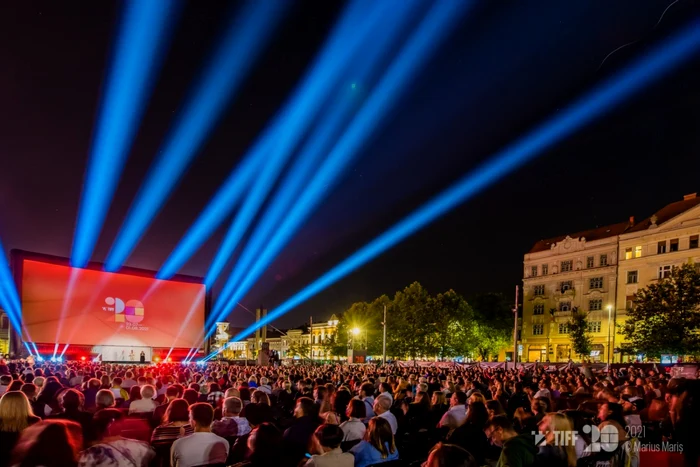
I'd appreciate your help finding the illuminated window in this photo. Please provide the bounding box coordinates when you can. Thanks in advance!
[690,236,699,249]
[658,241,667,254]
[627,270,638,284]
[658,265,672,279]
[531,266,538,277]
[588,321,602,333]
[561,260,573,272]
[532,324,544,336]
[589,277,603,289]
[559,323,570,334]
[626,295,635,310]
[589,299,603,311]
[534,304,545,315]
[600,254,608,266]
[586,256,594,268]
[534,285,545,296]
[625,248,633,260]
[670,239,679,252]
[542,264,548,275]
[559,301,572,312]
[635,245,642,257]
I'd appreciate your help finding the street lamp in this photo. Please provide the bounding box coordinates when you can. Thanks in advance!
[351,327,361,336]
[607,304,612,370]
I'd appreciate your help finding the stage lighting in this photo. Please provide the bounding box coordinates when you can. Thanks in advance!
[36,356,44,362]
[160,0,391,283]
[211,0,473,323]
[81,356,87,361]
[50,357,56,363]
[56,357,63,363]
[211,16,700,358]
[155,357,161,363]
[105,1,289,272]
[72,0,180,268]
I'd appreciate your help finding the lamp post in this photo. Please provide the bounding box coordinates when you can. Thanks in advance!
[351,327,361,351]
[606,304,612,370]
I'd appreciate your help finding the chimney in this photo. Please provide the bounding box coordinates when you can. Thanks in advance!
[629,216,635,226]
[683,193,697,201]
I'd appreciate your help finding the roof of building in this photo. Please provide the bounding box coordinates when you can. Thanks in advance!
[528,221,632,253]
[625,193,700,233]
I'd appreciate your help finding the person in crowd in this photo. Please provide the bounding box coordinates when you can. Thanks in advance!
[95,389,116,412]
[424,443,477,467]
[257,377,272,395]
[439,391,467,431]
[150,398,193,447]
[536,412,577,467]
[82,378,102,412]
[431,391,449,425]
[121,385,142,410]
[129,385,156,414]
[340,399,366,442]
[506,382,530,418]
[78,408,155,467]
[0,391,41,467]
[359,382,376,420]
[597,401,627,428]
[121,371,137,389]
[284,397,321,464]
[10,419,83,467]
[448,400,489,465]
[379,382,394,404]
[152,384,183,426]
[403,390,432,433]
[306,424,354,467]
[171,402,228,467]
[236,422,283,467]
[20,383,44,419]
[0,375,12,396]
[484,415,537,467]
[48,388,94,446]
[349,417,399,467]
[207,382,225,407]
[182,388,198,406]
[108,377,129,403]
[228,399,269,464]
[486,399,506,420]
[212,396,251,438]
[373,395,398,435]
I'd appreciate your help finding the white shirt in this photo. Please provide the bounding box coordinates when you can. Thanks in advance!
[378,410,398,435]
[305,447,354,467]
[129,398,157,414]
[439,404,466,429]
[121,379,137,389]
[340,417,366,441]
[379,391,393,403]
[534,388,551,399]
[171,432,229,467]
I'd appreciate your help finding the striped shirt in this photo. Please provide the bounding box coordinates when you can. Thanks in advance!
[150,423,193,446]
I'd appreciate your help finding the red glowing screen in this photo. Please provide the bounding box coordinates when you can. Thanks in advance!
[20,259,205,348]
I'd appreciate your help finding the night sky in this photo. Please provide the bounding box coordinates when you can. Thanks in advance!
[1,1,699,328]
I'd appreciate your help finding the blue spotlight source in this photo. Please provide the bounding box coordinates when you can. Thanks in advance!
[105,0,289,272]
[211,0,473,324]
[209,17,700,357]
[161,0,390,283]
[209,0,429,323]
[36,355,44,362]
[0,238,24,336]
[71,0,180,268]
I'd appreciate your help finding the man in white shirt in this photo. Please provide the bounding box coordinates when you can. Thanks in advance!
[379,382,394,403]
[534,380,552,400]
[439,391,467,430]
[129,384,157,414]
[121,371,137,389]
[211,396,251,438]
[373,395,397,435]
[171,403,229,467]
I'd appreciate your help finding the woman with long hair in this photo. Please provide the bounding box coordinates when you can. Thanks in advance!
[10,420,82,467]
[121,385,142,410]
[404,390,432,433]
[349,417,399,467]
[150,399,193,447]
[448,400,489,465]
[536,412,577,467]
[431,391,449,427]
[0,391,40,467]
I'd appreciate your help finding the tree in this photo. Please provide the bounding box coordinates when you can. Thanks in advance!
[288,341,310,360]
[621,263,700,359]
[429,290,473,359]
[388,282,434,360]
[468,293,514,360]
[568,307,592,360]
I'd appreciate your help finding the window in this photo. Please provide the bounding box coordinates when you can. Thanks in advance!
[627,270,638,284]
[588,321,602,333]
[542,264,549,275]
[531,266,538,277]
[533,285,545,296]
[559,301,572,312]
[589,277,604,289]
[560,280,573,292]
[691,235,699,249]
[559,323,570,334]
[670,239,679,252]
[532,324,544,336]
[658,265,672,279]
[589,299,603,311]
[635,245,642,258]
[586,256,594,268]
[561,260,573,272]
[626,295,636,311]
[658,241,667,254]
[625,248,633,260]
[600,254,608,266]
[533,304,545,315]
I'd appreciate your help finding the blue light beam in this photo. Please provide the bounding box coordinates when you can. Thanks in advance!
[208,0,430,323]
[212,0,473,324]
[213,16,700,356]
[0,238,24,338]
[159,0,389,282]
[105,0,288,272]
[71,0,180,268]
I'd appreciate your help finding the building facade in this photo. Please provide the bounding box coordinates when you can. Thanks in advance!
[0,309,9,356]
[522,193,700,363]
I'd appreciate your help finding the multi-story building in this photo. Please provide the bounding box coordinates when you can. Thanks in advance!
[522,192,700,363]
[615,193,700,362]
[310,314,339,360]
[0,309,9,355]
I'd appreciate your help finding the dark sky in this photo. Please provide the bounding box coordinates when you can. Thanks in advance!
[1,1,699,329]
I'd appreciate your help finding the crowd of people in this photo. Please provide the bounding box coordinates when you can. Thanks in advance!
[0,358,698,467]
